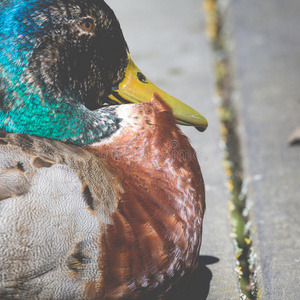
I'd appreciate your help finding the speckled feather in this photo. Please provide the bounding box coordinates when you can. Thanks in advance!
[0,131,122,299]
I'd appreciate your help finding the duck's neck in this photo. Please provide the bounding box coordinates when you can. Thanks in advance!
[0,90,121,145]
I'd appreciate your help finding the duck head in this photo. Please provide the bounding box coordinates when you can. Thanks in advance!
[0,0,207,145]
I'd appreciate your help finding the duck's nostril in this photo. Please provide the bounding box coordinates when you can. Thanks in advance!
[137,72,148,84]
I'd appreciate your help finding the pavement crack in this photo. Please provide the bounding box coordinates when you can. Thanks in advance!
[203,1,258,299]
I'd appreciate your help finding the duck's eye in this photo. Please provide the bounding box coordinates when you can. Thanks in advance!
[80,19,94,32]
[137,72,148,84]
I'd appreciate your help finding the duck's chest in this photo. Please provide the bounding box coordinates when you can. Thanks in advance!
[87,129,205,298]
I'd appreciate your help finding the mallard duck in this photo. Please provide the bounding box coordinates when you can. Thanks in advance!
[0,0,207,299]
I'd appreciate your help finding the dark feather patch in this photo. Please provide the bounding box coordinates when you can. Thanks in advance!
[17,162,25,172]
[0,139,8,145]
[67,241,91,274]
[82,185,95,211]
[68,251,86,273]
[16,134,34,151]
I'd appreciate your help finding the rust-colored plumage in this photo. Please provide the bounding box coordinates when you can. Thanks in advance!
[84,95,205,298]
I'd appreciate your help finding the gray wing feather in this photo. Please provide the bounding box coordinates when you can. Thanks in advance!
[0,132,120,299]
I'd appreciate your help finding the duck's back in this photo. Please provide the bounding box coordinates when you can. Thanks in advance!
[0,132,121,299]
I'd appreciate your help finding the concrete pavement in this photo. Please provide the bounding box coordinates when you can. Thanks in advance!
[227,0,300,298]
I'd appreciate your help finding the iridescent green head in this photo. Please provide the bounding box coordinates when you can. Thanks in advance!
[0,0,207,145]
[0,0,129,144]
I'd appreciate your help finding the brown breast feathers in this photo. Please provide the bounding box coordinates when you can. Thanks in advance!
[85,95,205,299]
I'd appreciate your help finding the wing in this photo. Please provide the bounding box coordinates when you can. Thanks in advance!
[0,132,121,299]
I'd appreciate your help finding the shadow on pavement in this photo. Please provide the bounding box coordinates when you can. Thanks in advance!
[172,255,219,300]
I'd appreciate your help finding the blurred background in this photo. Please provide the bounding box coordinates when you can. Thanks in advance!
[107,1,300,299]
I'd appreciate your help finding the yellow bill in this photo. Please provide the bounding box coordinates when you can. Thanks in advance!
[107,53,208,132]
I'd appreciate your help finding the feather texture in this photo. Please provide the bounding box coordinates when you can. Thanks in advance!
[0,0,206,298]
[0,98,205,299]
